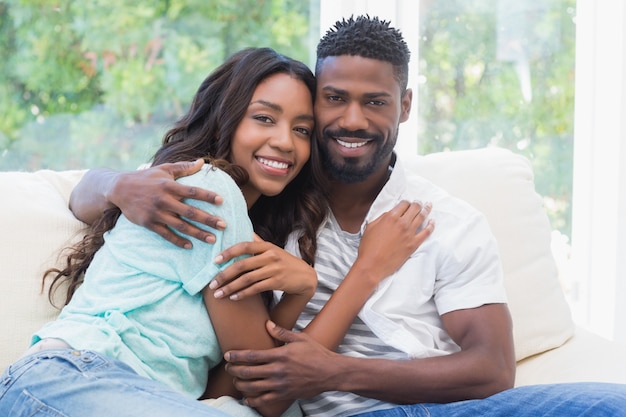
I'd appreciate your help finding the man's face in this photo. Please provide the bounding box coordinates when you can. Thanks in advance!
[314,55,412,183]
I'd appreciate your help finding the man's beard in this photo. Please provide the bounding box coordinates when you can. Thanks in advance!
[319,128,397,184]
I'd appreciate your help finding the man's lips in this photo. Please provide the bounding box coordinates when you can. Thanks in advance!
[335,138,368,149]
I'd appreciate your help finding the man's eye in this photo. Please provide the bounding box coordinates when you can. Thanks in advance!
[328,96,343,102]
[368,100,385,106]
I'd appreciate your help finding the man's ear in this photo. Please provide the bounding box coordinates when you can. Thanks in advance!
[400,88,413,123]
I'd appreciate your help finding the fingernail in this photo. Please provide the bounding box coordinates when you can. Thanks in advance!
[214,289,223,298]
[184,242,192,249]
[213,254,223,263]
[205,236,216,244]
[216,220,226,229]
[209,280,218,289]
[229,293,239,301]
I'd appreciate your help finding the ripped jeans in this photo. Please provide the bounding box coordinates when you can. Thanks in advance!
[0,348,230,417]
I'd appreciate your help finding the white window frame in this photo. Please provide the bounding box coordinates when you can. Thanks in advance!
[571,0,626,343]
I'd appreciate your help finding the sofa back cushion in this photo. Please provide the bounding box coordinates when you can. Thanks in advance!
[404,147,575,361]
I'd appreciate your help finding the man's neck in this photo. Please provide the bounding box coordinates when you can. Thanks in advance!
[329,159,393,233]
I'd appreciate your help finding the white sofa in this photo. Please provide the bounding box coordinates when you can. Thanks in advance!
[2,147,626,388]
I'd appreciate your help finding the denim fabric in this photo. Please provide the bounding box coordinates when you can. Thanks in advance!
[0,349,230,417]
[353,382,626,417]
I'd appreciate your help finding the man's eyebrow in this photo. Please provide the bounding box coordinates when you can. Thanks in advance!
[320,85,392,98]
[320,85,347,96]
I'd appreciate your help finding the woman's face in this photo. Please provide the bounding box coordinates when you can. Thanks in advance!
[231,73,314,207]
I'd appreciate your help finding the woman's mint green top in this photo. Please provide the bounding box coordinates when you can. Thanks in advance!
[34,164,254,398]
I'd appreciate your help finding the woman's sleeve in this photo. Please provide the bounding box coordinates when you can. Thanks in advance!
[172,166,254,295]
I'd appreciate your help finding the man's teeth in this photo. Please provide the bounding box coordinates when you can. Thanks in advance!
[336,139,367,148]
[258,157,289,169]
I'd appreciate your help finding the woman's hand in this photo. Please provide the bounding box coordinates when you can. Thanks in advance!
[355,200,434,286]
[211,236,317,301]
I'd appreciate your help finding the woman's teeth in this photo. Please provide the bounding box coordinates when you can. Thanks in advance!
[258,157,289,169]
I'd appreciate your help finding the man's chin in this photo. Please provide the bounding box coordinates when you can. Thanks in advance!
[326,161,373,184]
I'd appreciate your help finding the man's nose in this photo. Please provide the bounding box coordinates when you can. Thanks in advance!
[339,102,368,131]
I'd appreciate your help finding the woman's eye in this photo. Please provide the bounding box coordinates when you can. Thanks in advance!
[254,115,273,123]
[295,127,311,136]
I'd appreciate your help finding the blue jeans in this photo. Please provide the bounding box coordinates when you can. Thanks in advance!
[0,349,230,417]
[353,382,626,417]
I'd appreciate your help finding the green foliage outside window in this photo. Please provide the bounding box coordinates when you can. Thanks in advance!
[1,0,575,239]
[418,0,576,237]
[0,0,313,171]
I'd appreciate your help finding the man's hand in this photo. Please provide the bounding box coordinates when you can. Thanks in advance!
[70,159,227,248]
[224,321,336,405]
[108,159,226,248]
[209,236,317,300]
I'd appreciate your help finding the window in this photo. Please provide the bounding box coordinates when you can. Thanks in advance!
[321,0,626,342]
[0,0,319,171]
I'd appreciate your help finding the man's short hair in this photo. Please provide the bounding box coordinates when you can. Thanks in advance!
[316,15,411,91]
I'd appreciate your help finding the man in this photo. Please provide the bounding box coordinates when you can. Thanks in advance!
[71,15,626,417]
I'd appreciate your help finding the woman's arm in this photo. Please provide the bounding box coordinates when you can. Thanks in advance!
[202,286,299,417]
[211,237,317,331]
[212,200,433,349]
[304,200,433,349]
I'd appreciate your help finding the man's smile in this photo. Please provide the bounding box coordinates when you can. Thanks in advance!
[335,138,368,149]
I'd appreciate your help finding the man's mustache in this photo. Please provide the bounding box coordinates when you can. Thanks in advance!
[323,128,381,141]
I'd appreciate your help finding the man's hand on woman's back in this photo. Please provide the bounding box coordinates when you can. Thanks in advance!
[69,159,226,249]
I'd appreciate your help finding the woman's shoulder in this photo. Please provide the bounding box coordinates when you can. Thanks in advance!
[177,163,236,190]
[176,163,246,210]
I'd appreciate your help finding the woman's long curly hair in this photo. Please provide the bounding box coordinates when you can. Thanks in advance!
[46,47,329,307]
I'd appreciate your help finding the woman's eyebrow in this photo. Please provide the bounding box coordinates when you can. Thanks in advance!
[251,100,282,113]
[251,100,314,122]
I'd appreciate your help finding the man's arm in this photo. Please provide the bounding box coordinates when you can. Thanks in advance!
[225,303,515,405]
[69,159,226,248]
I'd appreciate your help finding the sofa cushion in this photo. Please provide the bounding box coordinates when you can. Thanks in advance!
[0,169,86,371]
[403,147,575,361]
[515,326,626,386]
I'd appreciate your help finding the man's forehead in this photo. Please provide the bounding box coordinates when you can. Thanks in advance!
[317,55,393,72]
[316,55,399,93]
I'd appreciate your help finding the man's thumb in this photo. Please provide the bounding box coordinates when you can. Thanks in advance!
[266,320,297,343]
[172,158,204,179]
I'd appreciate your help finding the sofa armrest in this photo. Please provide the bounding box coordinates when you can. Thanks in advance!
[0,169,87,371]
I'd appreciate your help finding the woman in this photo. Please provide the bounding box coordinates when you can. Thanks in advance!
[0,47,321,417]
